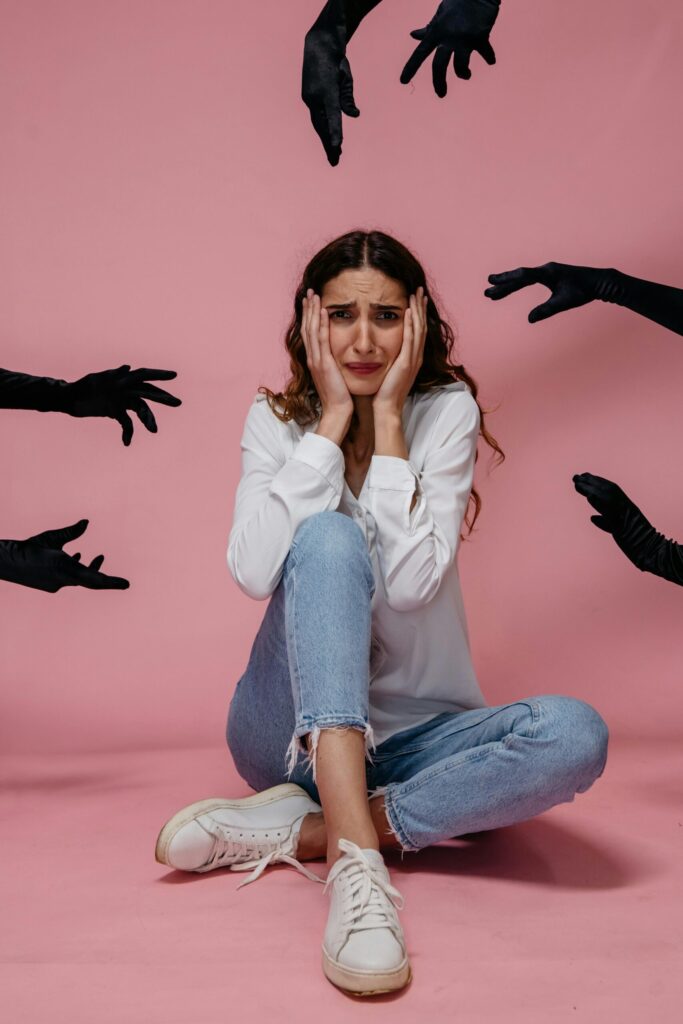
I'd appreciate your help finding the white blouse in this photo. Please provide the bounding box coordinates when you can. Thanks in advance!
[227,381,488,746]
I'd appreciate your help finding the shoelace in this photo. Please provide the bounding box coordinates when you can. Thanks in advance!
[205,819,324,890]
[323,838,405,937]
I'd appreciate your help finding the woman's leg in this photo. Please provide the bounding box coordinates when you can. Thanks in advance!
[227,510,385,865]
[362,695,610,855]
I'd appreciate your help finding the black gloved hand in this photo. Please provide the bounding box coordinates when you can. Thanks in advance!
[57,364,181,445]
[0,519,130,592]
[485,262,683,335]
[573,472,683,587]
[302,1,381,165]
[302,37,359,165]
[485,263,609,322]
[0,364,181,445]
[400,0,501,97]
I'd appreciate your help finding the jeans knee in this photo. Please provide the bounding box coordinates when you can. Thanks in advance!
[540,695,609,783]
[290,511,373,586]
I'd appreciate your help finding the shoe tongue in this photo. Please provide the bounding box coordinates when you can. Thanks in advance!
[359,848,386,871]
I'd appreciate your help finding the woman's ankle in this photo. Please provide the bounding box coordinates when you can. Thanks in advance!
[296,811,326,860]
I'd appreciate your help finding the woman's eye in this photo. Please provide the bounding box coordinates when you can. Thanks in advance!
[377,312,398,320]
[330,310,351,319]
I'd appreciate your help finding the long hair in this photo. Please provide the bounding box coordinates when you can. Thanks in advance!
[258,229,504,535]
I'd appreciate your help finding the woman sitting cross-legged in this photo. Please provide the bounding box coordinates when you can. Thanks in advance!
[155,229,609,997]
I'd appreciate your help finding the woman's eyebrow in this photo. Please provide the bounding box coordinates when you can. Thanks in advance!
[325,301,404,310]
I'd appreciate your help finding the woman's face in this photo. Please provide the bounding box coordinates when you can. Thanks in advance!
[319,267,408,393]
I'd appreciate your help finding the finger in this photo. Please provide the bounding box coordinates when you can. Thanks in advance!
[27,519,89,549]
[409,26,428,40]
[89,554,105,572]
[116,411,134,446]
[486,268,540,295]
[129,383,182,406]
[400,33,436,84]
[127,368,178,382]
[452,43,472,81]
[339,56,360,117]
[71,552,82,562]
[528,295,574,323]
[131,398,158,433]
[308,103,341,165]
[309,293,322,365]
[476,41,496,66]
[432,46,450,97]
[590,515,614,533]
[72,563,130,590]
[319,304,331,361]
[484,283,524,300]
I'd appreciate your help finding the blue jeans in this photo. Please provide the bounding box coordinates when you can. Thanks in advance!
[227,511,609,854]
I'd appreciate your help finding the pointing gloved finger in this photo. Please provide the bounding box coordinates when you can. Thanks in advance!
[129,383,182,406]
[452,42,472,80]
[88,554,105,572]
[476,40,496,65]
[131,398,158,433]
[72,561,130,590]
[127,368,178,382]
[27,519,89,549]
[339,56,360,116]
[528,295,575,323]
[117,411,134,446]
[590,515,614,533]
[400,33,436,84]
[432,46,450,97]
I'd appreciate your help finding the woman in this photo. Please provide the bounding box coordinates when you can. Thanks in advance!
[155,229,609,997]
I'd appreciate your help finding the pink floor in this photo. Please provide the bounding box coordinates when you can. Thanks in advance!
[2,738,681,1023]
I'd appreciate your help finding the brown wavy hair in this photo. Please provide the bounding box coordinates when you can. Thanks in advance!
[257,229,504,535]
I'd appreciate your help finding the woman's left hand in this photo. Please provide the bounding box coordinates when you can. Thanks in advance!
[372,286,428,415]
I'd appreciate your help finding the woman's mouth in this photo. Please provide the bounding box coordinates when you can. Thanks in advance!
[347,364,381,375]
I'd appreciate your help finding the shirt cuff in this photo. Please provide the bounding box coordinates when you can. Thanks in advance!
[291,430,345,490]
[367,455,420,491]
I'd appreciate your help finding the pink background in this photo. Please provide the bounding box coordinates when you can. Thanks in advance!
[1,0,682,755]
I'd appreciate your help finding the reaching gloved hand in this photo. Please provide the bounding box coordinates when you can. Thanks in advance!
[0,364,181,445]
[302,1,381,165]
[400,0,501,97]
[573,472,683,587]
[0,519,130,592]
[485,262,683,335]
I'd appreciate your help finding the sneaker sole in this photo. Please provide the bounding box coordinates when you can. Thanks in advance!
[154,782,314,867]
[321,947,412,996]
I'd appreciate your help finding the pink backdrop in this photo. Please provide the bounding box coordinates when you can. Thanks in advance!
[1,0,682,753]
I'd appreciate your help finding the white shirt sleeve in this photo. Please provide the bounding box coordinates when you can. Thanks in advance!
[361,390,480,612]
[226,397,345,600]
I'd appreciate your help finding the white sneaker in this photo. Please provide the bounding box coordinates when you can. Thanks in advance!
[155,782,325,889]
[321,838,411,995]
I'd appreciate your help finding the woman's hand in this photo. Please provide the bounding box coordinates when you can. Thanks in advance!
[372,287,428,415]
[301,290,354,418]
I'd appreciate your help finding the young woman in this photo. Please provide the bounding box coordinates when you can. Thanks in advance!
[155,230,609,997]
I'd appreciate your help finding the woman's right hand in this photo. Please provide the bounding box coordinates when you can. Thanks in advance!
[301,289,354,420]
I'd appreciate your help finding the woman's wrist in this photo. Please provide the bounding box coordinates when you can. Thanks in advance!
[316,408,353,447]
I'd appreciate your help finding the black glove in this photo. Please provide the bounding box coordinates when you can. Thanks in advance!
[485,262,683,336]
[0,364,181,445]
[400,0,501,97]
[302,1,381,165]
[0,519,130,592]
[573,473,683,587]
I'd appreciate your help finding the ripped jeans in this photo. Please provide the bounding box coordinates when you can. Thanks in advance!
[226,511,609,853]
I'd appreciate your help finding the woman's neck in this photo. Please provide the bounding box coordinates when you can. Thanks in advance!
[342,396,375,462]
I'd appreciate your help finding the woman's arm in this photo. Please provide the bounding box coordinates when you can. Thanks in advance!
[227,396,347,600]
[361,388,480,612]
